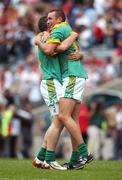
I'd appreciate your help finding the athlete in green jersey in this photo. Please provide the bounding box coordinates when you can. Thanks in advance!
[47,21,88,79]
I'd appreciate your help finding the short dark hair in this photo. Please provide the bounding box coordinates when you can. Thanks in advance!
[49,9,66,22]
[38,16,47,32]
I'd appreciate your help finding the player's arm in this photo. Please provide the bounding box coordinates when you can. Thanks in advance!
[35,33,58,55]
[40,29,63,55]
[38,42,58,56]
[56,32,78,52]
[54,29,83,60]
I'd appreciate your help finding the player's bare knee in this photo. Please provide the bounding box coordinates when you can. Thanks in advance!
[58,113,69,122]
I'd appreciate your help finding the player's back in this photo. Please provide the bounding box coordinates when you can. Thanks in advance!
[38,47,61,82]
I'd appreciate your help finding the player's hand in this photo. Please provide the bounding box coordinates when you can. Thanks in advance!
[37,32,43,36]
[71,31,79,39]
[43,31,50,40]
[67,52,84,60]
[35,32,44,45]
[35,35,42,45]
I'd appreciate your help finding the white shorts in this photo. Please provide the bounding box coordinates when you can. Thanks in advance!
[61,76,86,103]
[40,79,62,116]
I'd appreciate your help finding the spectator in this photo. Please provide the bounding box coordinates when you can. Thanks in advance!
[78,24,92,49]
[17,97,33,158]
[112,33,122,76]
[4,89,15,106]
[102,56,117,83]
[86,66,101,88]
[62,0,73,16]
[92,24,104,45]
[104,22,115,48]
[87,99,107,159]
[9,105,21,158]
[0,67,13,94]
[0,96,7,157]
[114,102,122,160]
[1,104,14,157]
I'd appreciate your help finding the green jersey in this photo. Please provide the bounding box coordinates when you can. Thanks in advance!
[47,22,88,79]
[38,45,61,82]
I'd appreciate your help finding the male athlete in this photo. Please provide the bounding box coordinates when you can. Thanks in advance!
[35,9,93,170]
[33,16,84,170]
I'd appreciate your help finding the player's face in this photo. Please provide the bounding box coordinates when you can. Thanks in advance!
[47,12,57,30]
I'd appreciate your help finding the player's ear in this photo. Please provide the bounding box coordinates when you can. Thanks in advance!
[57,17,63,23]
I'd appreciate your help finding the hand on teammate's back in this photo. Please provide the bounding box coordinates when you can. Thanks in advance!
[67,52,84,60]
[35,33,44,45]
[71,31,79,39]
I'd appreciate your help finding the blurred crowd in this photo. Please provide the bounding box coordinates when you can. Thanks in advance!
[79,97,122,160]
[0,0,122,160]
[0,95,33,158]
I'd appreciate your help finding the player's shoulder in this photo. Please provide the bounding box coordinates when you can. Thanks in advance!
[52,22,71,32]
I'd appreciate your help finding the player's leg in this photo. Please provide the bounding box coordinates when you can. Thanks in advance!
[45,114,63,151]
[63,103,91,169]
[33,129,48,168]
[59,76,93,169]
[43,79,67,170]
[33,114,64,169]
[33,116,66,170]
[70,103,82,164]
[63,103,80,169]
[59,76,85,146]
[70,84,93,169]
[44,113,63,163]
[59,98,88,159]
[33,79,54,167]
[71,102,90,158]
[43,113,67,170]
[33,79,66,170]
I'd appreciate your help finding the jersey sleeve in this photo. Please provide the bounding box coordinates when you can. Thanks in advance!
[47,28,63,44]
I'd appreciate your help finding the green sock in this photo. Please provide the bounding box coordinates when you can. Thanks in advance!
[78,143,88,158]
[45,150,56,163]
[37,147,46,161]
[70,151,79,164]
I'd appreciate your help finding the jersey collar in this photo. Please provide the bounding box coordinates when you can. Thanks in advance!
[51,21,68,31]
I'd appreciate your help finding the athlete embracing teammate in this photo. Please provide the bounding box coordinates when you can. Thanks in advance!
[33,9,93,170]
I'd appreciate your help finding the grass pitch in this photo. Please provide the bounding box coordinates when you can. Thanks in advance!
[0,159,122,180]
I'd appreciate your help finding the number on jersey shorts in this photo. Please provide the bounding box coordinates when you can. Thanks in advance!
[61,76,86,103]
[40,79,62,116]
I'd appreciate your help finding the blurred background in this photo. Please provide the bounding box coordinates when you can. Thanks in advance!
[0,0,122,161]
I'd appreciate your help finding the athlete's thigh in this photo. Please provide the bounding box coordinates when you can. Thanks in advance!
[60,76,80,115]
[40,79,62,116]
[62,76,86,103]
[59,98,76,116]
[72,103,81,121]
